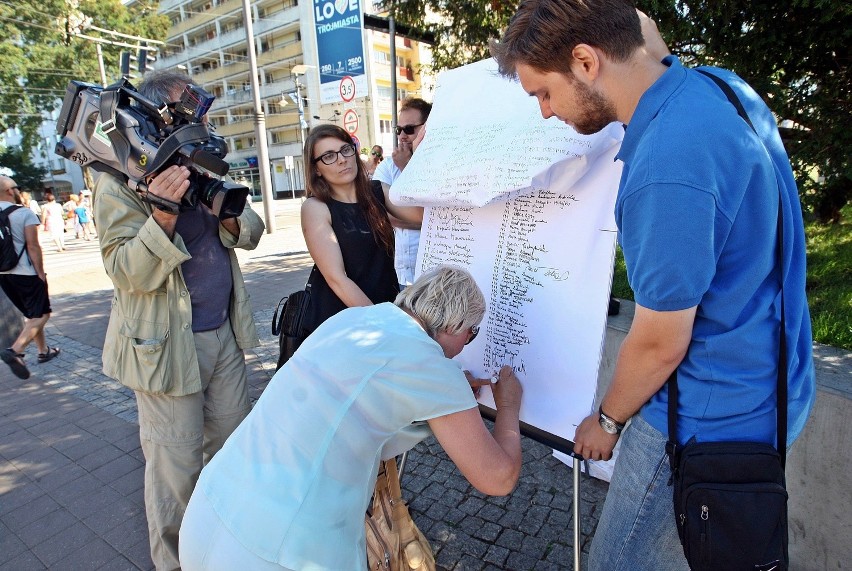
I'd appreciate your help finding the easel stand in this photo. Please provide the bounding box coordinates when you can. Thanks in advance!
[398,405,585,569]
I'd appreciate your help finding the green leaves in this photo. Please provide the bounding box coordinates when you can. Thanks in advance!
[0,0,168,154]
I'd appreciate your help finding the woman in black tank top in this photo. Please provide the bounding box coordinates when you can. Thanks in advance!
[301,125,423,332]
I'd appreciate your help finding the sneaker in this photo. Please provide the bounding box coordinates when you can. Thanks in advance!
[38,347,60,363]
[1,348,30,379]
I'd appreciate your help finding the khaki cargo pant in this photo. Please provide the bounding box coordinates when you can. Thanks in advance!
[135,319,250,571]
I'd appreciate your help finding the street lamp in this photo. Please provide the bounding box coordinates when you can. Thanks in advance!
[312,110,341,122]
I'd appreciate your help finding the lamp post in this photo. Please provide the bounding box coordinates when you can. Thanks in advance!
[291,65,313,194]
[241,0,276,233]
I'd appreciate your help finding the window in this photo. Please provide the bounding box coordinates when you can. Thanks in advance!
[377,86,393,100]
[379,119,392,134]
[374,51,390,64]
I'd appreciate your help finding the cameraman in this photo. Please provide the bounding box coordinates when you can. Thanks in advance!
[92,69,265,571]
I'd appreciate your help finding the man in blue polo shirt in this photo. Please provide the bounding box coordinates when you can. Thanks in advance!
[492,2,815,569]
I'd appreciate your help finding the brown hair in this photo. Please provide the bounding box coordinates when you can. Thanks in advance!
[303,124,395,257]
[399,98,432,122]
[491,0,643,78]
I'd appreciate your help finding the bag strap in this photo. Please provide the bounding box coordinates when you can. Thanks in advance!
[271,265,319,336]
[382,458,420,545]
[2,205,27,265]
[667,69,788,469]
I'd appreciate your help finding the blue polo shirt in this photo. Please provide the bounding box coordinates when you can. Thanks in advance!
[615,56,815,446]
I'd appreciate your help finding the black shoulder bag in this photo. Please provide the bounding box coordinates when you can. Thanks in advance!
[271,266,318,371]
[666,70,789,571]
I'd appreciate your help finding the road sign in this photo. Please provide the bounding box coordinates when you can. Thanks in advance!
[339,76,356,102]
[343,109,359,134]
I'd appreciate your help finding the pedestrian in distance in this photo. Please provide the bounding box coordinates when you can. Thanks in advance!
[492,2,815,569]
[41,191,66,252]
[0,176,60,379]
[364,144,383,179]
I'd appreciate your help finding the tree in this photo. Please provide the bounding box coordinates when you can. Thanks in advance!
[0,0,169,153]
[383,0,851,222]
[0,147,48,193]
[645,0,852,223]
[383,0,513,72]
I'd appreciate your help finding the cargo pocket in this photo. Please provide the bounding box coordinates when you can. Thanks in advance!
[118,320,172,394]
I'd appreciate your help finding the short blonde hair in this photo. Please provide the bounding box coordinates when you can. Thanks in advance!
[395,265,486,338]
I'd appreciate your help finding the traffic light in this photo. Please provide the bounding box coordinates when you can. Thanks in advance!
[119,51,139,80]
[138,48,157,74]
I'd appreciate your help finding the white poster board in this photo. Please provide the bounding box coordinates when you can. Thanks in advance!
[391,59,624,447]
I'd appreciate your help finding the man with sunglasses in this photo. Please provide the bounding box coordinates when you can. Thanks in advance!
[373,97,432,290]
[0,176,58,379]
[365,144,384,179]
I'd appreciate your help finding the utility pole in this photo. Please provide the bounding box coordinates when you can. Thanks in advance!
[241,0,276,233]
[95,44,107,87]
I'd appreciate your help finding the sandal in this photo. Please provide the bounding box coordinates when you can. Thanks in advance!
[2,348,30,379]
[38,347,60,363]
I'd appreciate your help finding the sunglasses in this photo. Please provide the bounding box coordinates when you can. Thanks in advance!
[313,143,357,165]
[465,325,480,346]
[371,151,382,157]
[395,123,424,136]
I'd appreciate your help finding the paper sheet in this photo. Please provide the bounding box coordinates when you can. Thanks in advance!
[394,57,626,446]
[390,58,624,208]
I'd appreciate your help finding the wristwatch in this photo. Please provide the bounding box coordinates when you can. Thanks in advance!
[598,406,626,435]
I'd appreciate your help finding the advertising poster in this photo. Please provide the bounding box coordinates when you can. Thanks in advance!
[313,0,368,104]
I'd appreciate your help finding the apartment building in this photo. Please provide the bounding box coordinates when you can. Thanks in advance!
[155,0,433,200]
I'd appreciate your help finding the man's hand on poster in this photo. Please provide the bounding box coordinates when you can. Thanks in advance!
[573,412,619,461]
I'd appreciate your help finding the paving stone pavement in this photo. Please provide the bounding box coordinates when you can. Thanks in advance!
[0,200,609,570]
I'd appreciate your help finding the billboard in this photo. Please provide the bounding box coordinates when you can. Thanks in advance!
[313,0,368,104]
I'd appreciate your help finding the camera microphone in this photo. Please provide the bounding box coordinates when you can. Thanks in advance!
[190,148,229,176]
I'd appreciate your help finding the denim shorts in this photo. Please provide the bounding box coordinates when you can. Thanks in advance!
[589,414,689,571]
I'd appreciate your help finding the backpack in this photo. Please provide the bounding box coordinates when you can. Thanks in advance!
[0,205,25,272]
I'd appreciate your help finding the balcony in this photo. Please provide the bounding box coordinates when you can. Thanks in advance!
[214,111,299,138]
[166,0,244,36]
[257,41,302,68]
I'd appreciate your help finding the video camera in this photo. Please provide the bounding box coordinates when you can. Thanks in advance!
[55,79,249,219]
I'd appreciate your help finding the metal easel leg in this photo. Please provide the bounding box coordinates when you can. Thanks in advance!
[574,456,581,570]
[398,450,409,479]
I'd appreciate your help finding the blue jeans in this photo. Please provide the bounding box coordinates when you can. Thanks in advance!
[589,415,689,571]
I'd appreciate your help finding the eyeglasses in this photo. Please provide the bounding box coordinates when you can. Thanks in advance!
[465,325,480,346]
[313,143,357,165]
[371,151,382,157]
[395,123,424,136]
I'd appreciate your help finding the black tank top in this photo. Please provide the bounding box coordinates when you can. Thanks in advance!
[305,185,398,332]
